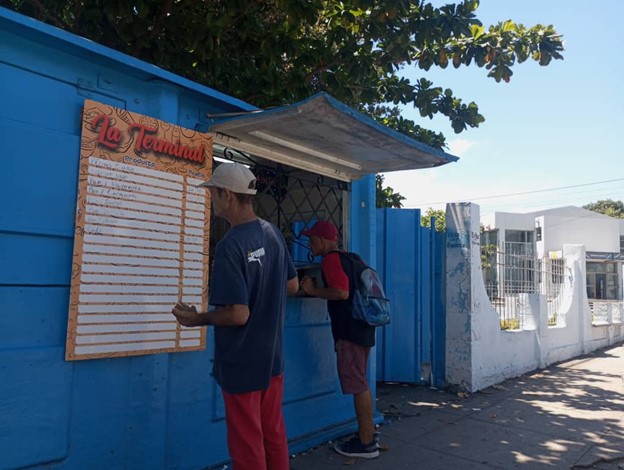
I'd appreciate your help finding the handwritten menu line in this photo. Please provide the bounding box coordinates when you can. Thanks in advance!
[72,156,204,356]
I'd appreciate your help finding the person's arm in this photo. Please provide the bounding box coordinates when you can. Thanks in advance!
[286,276,299,295]
[172,302,249,327]
[300,278,348,300]
[301,252,349,300]
[283,234,299,295]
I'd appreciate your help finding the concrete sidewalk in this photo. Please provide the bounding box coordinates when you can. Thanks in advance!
[289,344,624,470]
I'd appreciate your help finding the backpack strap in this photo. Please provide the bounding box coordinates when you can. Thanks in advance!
[331,251,367,295]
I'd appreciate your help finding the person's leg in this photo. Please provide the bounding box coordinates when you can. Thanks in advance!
[353,389,375,444]
[222,389,266,470]
[334,340,378,458]
[260,374,289,470]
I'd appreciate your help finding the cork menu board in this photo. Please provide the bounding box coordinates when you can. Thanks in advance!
[65,100,212,361]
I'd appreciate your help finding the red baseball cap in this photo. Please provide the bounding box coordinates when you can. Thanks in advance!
[301,221,339,242]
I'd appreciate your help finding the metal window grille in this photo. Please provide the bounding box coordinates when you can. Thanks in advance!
[252,167,347,244]
[208,146,347,270]
[482,245,570,330]
[539,257,567,326]
[502,241,536,294]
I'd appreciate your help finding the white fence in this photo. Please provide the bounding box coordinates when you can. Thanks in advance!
[445,203,624,392]
[482,248,570,330]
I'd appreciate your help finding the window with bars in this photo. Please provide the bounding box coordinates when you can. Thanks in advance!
[503,241,536,294]
[208,146,348,274]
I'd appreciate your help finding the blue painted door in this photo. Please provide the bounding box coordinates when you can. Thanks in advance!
[375,208,446,387]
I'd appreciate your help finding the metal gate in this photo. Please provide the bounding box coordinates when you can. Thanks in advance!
[375,208,446,387]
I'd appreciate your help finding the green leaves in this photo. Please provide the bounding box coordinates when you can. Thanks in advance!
[4,0,563,142]
[368,104,447,150]
[583,199,624,218]
[376,175,406,208]
[421,208,446,231]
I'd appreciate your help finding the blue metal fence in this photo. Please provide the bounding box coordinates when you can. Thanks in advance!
[375,209,446,387]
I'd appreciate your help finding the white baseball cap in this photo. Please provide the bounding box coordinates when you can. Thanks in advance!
[197,162,257,195]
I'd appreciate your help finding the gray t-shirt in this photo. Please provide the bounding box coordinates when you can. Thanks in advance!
[209,218,296,394]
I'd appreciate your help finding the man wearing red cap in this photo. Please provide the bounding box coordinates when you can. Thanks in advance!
[300,221,379,459]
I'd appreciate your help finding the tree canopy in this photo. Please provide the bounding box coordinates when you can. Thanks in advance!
[421,207,446,231]
[2,0,564,150]
[376,175,405,208]
[583,199,624,219]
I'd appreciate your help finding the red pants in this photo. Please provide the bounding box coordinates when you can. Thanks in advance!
[221,374,289,470]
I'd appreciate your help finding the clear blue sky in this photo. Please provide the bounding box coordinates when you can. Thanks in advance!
[383,0,624,216]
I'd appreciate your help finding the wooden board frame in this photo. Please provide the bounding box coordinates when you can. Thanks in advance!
[65,99,213,361]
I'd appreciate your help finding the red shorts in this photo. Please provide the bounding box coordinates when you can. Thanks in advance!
[335,339,371,394]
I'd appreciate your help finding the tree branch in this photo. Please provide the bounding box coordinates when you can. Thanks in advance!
[23,0,68,29]
[133,0,173,56]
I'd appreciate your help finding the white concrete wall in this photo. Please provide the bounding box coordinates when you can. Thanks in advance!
[481,212,535,232]
[445,203,624,392]
[483,207,622,259]
[540,215,620,254]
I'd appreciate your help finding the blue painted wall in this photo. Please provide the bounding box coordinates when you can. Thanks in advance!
[375,209,446,387]
[0,8,374,469]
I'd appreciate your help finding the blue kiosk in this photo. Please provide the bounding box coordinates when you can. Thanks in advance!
[0,7,456,469]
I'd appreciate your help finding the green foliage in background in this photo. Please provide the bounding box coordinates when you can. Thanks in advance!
[2,0,563,150]
[583,199,624,219]
[376,174,406,208]
[421,207,446,231]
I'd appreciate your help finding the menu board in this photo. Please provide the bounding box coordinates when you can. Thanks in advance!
[65,100,212,361]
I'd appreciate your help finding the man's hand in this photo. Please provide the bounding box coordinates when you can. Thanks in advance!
[300,277,348,301]
[172,302,203,327]
[300,276,315,296]
[287,276,299,295]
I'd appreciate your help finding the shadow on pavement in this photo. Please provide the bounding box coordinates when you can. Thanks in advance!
[290,344,624,469]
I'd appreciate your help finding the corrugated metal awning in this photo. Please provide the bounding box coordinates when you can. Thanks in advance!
[208,93,458,181]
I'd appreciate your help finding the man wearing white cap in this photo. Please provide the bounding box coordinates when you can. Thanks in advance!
[172,162,299,470]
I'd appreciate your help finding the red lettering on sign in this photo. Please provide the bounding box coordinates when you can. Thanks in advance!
[90,113,205,164]
[128,123,205,163]
[92,115,121,149]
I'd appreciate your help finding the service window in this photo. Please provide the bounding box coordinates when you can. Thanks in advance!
[208,145,349,279]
